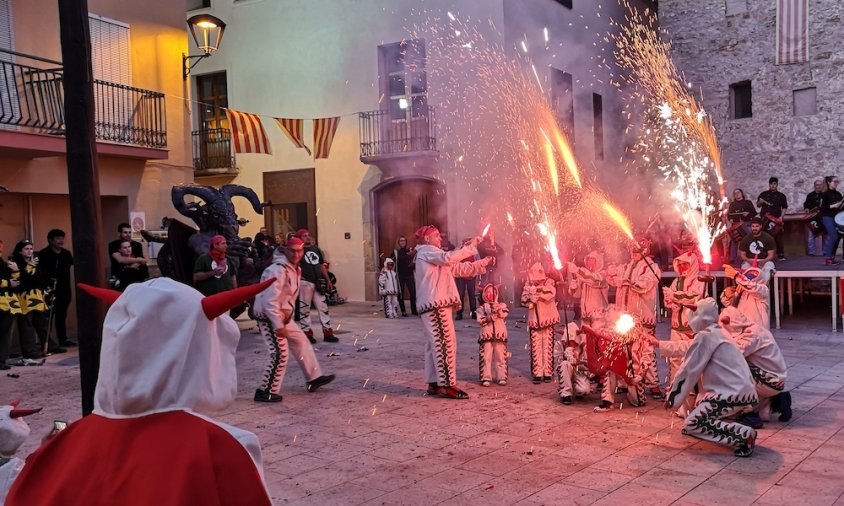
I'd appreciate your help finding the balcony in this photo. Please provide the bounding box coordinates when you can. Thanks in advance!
[192,127,236,176]
[359,105,437,167]
[0,49,167,159]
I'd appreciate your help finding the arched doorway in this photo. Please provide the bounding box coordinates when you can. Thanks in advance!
[373,177,447,262]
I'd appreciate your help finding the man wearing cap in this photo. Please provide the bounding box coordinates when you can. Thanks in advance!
[295,229,336,343]
[756,177,788,261]
[193,235,237,296]
[738,218,776,269]
[414,225,492,399]
[252,237,335,403]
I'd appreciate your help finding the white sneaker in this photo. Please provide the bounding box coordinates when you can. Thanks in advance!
[497,380,507,386]
[23,358,44,366]
[481,380,491,387]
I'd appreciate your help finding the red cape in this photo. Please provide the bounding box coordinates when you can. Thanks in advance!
[582,325,634,385]
[7,411,271,506]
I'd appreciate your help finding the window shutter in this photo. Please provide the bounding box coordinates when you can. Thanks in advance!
[88,13,131,85]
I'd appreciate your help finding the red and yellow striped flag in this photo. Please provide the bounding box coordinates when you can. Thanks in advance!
[274,117,311,155]
[312,117,340,159]
[776,0,810,65]
[226,109,271,154]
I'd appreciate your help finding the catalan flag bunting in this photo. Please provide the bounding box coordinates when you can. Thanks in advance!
[776,0,809,65]
[274,117,312,155]
[226,109,271,154]
[313,117,340,159]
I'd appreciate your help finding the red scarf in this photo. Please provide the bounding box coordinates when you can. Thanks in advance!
[209,236,227,263]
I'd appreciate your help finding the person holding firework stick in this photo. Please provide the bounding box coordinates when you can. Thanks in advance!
[568,251,609,326]
[662,251,705,382]
[521,262,560,384]
[584,309,647,412]
[414,225,492,399]
[606,236,663,400]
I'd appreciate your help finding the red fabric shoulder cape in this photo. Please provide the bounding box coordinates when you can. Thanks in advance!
[7,411,271,506]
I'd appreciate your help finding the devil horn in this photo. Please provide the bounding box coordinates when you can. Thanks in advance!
[10,399,20,408]
[201,277,276,320]
[10,407,42,418]
[77,283,122,305]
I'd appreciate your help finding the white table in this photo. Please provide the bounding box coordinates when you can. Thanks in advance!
[773,270,839,331]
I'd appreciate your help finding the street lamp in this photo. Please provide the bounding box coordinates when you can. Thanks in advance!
[183,14,226,80]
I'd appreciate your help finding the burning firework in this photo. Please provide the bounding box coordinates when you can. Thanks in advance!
[613,4,727,264]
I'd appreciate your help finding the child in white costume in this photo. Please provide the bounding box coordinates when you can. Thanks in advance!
[654,298,758,458]
[554,322,590,404]
[719,306,791,425]
[476,283,509,386]
[0,402,40,504]
[606,236,663,399]
[378,258,400,318]
[721,263,775,330]
[568,251,609,325]
[521,262,560,383]
[414,226,492,399]
[662,251,705,380]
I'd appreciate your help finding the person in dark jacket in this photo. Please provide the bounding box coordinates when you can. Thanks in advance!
[390,236,417,316]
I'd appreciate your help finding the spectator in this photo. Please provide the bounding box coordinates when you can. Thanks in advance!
[803,180,825,256]
[756,177,788,260]
[478,231,504,286]
[37,229,75,347]
[193,235,237,296]
[108,223,145,278]
[821,176,843,265]
[390,236,417,317]
[295,229,336,343]
[112,240,150,291]
[738,217,776,268]
[725,189,756,265]
[0,240,19,370]
[11,240,55,363]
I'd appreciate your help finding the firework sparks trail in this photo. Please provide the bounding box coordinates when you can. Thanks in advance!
[408,11,637,262]
[613,3,727,263]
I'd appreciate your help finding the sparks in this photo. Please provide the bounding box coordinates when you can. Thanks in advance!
[601,201,634,239]
[481,223,491,237]
[614,313,636,334]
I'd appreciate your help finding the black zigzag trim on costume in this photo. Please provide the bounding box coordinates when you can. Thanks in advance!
[479,342,489,382]
[748,364,785,392]
[257,317,289,392]
[417,296,462,314]
[687,393,756,447]
[430,308,455,387]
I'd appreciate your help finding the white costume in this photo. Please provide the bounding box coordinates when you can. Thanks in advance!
[554,322,590,401]
[0,403,40,504]
[720,306,787,415]
[662,251,705,380]
[720,263,774,330]
[8,279,275,505]
[415,238,488,390]
[378,258,400,318]
[607,244,662,394]
[476,284,509,385]
[253,250,324,397]
[521,263,560,381]
[661,298,758,456]
[569,251,609,324]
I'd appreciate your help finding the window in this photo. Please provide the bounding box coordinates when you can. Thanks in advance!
[793,87,817,116]
[592,93,603,161]
[187,0,211,10]
[554,0,573,8]
[730,81,752,119]
[89,13,131,85]
[379,39,427,120]
[550,68,574,142]
[196,72,228,130]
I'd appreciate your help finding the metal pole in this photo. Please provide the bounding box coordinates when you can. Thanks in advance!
[58,0,107,416]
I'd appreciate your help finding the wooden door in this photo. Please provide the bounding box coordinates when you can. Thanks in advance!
[374,178,446,263]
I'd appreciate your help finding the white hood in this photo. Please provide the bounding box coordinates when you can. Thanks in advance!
[94,277,241,417]
[689,297,718,333]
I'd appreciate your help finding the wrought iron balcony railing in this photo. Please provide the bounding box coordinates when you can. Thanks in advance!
[0,48,167,149]
[359,105,437,161]
[192,127,235,173]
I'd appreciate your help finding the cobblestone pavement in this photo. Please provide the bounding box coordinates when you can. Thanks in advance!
[3,301,844,505]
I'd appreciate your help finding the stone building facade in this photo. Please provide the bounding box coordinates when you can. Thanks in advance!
[660,0,844,213]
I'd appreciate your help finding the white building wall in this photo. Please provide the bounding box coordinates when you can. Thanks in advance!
[188,0,651,301]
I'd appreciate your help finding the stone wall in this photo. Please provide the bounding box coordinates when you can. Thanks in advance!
[660,0,844,210]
